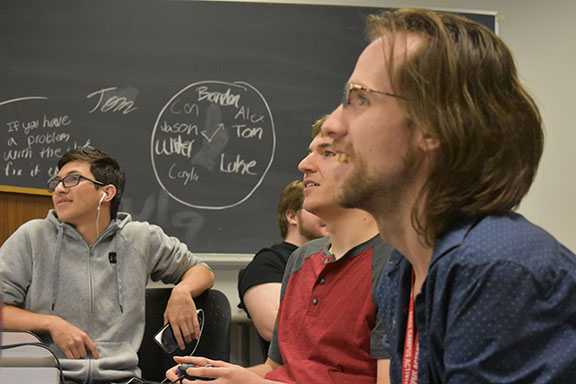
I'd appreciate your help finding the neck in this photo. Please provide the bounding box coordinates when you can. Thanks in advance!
[375,206,432,296]
[324,208,379,259]
[75,210,112,246]
[284,230,311,248]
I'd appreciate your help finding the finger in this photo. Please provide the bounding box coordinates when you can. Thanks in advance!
[85,338,100,359]
[173,355,209,365]
[165,366,179,381]
[170,322,187,350]
[63,346,76,360]
[69,342,87,359]
[191,312,201,340]
[182,316,196,344]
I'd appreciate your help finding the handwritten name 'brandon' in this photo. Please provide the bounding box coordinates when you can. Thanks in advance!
[196,86,240,108]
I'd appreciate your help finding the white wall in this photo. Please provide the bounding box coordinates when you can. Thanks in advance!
[210,0,576,254]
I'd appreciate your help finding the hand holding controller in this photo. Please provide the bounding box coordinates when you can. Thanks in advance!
[176,363,215,381]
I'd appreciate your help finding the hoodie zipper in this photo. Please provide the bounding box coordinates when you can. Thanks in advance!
[86,244,95,383]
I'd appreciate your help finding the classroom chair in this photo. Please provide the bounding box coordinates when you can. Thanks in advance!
[138,287,231,382]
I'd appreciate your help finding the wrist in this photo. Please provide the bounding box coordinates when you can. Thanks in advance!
[173,282,195,298]
[44,314,61,333]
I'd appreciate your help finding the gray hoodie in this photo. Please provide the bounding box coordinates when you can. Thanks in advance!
[0,210,209,383]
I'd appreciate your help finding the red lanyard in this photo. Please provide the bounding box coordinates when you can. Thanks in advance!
[402,271,419,384]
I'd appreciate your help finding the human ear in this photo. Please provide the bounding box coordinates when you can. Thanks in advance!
[418,129,440,152]
[101,185,117,201]
[285,210,298,226]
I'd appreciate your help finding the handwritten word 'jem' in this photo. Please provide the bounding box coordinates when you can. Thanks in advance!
[87,87,137,115]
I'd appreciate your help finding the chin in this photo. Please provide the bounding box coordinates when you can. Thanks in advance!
[335,177,375,212]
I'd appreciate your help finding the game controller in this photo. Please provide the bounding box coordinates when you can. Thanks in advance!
[176,364,215,381]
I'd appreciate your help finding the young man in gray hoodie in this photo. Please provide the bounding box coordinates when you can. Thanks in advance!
[0,147,215,383]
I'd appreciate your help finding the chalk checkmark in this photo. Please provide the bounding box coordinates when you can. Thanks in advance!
[201,123,224,142]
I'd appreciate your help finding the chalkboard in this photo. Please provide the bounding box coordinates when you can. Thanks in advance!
[0,1,495,253]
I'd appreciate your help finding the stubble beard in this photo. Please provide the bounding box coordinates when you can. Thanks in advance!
[334,156,381,214]
[297,212,326,241]
[334,149,419,221]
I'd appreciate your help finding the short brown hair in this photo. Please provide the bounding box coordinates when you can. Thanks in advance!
[277,180,305,239]
[368,9,543,244]
[58,147,126,219]
[312,115,330,138]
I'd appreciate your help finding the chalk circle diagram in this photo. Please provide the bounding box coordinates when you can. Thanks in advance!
[151,81,276,210]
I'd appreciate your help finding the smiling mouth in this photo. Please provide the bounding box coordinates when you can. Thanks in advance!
[305,182,319,188]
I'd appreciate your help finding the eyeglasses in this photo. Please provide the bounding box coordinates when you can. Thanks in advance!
[47,174,105,193]
[342,82,407,107]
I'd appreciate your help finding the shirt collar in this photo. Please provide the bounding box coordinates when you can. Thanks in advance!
[385,216,482,275]
[430,216,480,267]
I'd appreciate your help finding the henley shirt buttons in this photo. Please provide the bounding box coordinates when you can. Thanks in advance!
[312,298,318,305]
[323,258,330,264]
[319,278,326,285]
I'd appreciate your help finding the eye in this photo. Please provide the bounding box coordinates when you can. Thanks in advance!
[348,89,370,107]
[323,150,336,157]
[64,174,80,183]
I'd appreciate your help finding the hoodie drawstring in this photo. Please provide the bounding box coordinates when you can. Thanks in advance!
[115,234,124,313]
[51,225,64,311]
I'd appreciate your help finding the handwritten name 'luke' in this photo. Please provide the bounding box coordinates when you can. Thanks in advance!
[196,86,240,108]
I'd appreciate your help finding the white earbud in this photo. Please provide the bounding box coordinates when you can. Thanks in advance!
[97,192,107,211]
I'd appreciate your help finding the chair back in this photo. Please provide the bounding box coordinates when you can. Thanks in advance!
[138,288,231,382]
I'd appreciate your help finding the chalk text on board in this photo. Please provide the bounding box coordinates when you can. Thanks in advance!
[4,148,32,161]
[234,106,265,123]
[87,87,138,115]
[196,86,240,108]
[219,153,257,175]
[169,164,199,185]
[6,114,71,135]
[155,136,195,158]
[233,124,263,140]
[4,161,22,176]
[169,100,199,116]
[160,120,198,135]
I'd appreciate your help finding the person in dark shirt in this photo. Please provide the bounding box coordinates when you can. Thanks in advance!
[237,180,327,357]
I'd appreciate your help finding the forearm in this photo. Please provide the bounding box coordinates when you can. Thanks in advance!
[377,359,391,384]
[174,265,214,297]
[4,305,99,359]
[247,357,280,378]
[2,305,57,333]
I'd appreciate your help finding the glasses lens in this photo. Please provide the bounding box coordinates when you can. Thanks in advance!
[62,174,81,188]
[47,179,59,192]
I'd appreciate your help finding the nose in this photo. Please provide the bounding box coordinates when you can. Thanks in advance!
[53,180,68,193]
[298,152,315,174]
[321,106,345,139]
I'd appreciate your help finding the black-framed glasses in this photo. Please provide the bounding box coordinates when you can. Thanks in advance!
[47,174,105,193]
[342,82,407,107]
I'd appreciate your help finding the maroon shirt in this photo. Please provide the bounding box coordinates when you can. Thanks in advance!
[266,235,392,383]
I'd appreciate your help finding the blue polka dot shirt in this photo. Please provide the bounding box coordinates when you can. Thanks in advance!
[379,213,576,383]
